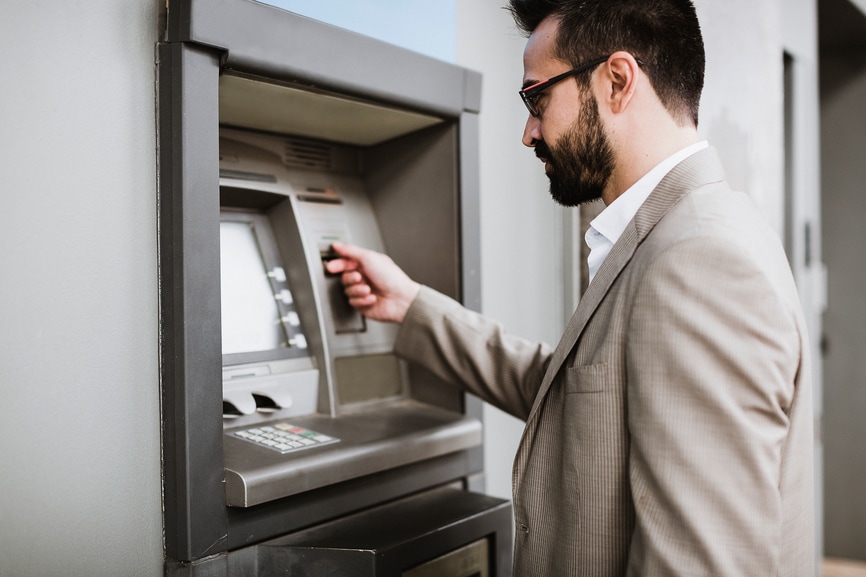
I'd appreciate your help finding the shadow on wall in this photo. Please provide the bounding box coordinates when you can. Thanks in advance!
[704,108,752,197]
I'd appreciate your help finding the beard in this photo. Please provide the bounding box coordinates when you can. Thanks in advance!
[535,93,615,207]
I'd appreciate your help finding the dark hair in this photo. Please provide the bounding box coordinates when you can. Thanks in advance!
[507,0,705,126]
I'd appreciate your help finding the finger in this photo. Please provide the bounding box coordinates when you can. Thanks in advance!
[341,270,365,286]
[330,241,369,260]
[345,283,371,298]
[348,293,378,308]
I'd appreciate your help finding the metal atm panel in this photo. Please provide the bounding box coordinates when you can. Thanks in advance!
[158,2,507,573]
[217,125,482,508]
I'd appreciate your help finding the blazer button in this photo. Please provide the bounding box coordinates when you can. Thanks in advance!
[519,523,529,534]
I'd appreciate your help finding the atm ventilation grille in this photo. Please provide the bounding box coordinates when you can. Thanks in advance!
[282,138,332,170]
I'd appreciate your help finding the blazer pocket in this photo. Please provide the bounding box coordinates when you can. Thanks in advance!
[564,362,612,394]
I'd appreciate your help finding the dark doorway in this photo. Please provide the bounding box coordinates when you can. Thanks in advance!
[819,0,866,561]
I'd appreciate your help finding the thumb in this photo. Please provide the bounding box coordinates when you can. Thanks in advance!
[325,242,368,274]
[329,241,366,260]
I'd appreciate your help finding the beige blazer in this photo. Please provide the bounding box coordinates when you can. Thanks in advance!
[395,148,814,576]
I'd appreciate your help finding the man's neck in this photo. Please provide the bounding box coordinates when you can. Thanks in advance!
[602,125,700,206]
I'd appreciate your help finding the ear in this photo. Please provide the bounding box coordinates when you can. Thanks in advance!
[599,51,640,115]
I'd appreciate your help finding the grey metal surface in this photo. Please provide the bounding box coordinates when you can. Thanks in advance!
[220,74,445,147]
[224,453,483,551]
[158,40,229,563]
[168,0,479,118]
[224,401,482,507]
[242,487,512,577]
[159,0,485,567]
[458,111,483,314]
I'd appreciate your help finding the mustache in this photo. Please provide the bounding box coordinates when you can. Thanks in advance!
[534,140,551,160]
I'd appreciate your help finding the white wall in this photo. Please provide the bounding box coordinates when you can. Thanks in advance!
[695,0,785,230]
[783,0,825,569]
[455,2,568,500]
[0,2,163,576]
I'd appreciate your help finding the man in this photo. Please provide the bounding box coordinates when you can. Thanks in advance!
[327,1,814,575]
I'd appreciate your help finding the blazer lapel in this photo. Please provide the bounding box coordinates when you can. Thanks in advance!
[523,147,726,426]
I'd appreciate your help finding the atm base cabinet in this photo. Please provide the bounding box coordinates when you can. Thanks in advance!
[167,487,512,577]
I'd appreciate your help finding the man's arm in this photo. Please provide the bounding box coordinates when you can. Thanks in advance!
[327,242,552,420]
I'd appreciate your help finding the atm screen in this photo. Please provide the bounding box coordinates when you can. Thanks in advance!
[220,220,287,355]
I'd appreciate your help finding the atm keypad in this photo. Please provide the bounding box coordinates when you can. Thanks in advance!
[232,423,339,454]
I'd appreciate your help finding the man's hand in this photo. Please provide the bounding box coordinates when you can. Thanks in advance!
[325,242,421,324]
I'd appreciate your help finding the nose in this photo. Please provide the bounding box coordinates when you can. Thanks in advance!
[522,115,541,148]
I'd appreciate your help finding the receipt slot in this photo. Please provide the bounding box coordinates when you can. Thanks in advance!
[158,1,511,576]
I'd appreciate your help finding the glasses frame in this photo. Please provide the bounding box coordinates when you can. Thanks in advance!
[518,55,611,117]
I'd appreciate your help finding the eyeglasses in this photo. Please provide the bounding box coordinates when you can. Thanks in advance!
[519,55,611,117]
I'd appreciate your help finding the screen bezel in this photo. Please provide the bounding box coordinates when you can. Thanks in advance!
[220,209,310,367]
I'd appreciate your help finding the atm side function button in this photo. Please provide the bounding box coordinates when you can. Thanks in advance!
[289,334,308,349]
[268,267,287,283]
[276,289,293,304]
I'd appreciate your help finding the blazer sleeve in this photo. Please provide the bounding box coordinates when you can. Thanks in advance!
[394,286,553,421]
[624,237,803,576]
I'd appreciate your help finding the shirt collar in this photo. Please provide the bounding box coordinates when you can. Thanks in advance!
[590,141,709,245]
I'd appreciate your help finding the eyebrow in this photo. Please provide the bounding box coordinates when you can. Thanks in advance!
[521,78,541,91]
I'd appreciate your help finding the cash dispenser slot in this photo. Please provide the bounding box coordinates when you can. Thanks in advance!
[218,128,483,508]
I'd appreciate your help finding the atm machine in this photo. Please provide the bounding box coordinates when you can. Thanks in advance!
[158,1,512,576]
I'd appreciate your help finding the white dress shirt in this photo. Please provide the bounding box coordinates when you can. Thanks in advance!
[585,141,709,284]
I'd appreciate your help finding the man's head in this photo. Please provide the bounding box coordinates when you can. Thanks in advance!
[509,0,705,127]
[510,0,705,206]
[532,82,615,206]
